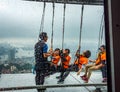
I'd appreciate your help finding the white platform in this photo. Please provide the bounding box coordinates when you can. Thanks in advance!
[0,72,107,92]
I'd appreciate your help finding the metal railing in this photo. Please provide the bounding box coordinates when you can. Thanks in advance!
[0,83,107,91]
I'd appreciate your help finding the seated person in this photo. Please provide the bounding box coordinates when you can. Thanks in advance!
[81,45,107,83]
[50,48,61,73]
[57,49,91,83]
[57,49,71,83]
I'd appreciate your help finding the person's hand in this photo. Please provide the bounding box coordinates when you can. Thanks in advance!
[49,48,53,52]
[49,48,53,54]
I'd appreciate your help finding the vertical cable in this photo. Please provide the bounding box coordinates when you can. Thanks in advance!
[78,4,84,53]
[62,2,66,50]
[51,1,55,49]
[38,1,46,40]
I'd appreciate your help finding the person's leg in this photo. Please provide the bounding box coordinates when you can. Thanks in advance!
[104,64,107,78]
[81,64,94,78]
[101,64,107,82]
[40,73,45,85]
[35,71,40,85]
[49,64,56,75]
[62,65,75,80]
[87,67,95,81]
[84,65,100,83]
[57,68,66,83]
[35,71,45,92]
[101,66,104,78]
[56,65,63,79]
[56,66,64,79]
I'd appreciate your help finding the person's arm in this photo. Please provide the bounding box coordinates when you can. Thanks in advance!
[43,44,53,58]
[89,59,96,63]
[43,50,53,58]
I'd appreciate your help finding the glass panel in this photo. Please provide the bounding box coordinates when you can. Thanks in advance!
[0,0,107,92]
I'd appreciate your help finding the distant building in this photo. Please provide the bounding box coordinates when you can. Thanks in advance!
[0,55,9,64]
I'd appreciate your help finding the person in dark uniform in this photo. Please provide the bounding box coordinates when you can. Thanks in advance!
[34,32,52,92]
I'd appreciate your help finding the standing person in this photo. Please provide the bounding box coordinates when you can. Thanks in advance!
[81,45,107,83]
[56,49,71,83]
[34,32,52,92]
[57,50,91,83]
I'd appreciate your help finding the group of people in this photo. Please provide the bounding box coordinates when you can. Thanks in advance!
[34,32,107,92]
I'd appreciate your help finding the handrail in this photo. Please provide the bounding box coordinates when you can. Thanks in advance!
[0,83,107,91]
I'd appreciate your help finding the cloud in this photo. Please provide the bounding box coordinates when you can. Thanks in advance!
[0,0,104,51]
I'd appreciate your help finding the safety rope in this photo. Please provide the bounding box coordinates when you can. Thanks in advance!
[51,1,55,49]
[100,18,105,45]
[98,13,104,49]
[74,4,84,64]
[78,4,84,53]
[62,2,66,50]
[38,1,46,40]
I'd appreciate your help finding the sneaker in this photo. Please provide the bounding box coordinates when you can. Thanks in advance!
[57,79,64,84]
[83,77,88,83]
[56,76,60,79]
[80,75,86,80]
[102,78,107,83]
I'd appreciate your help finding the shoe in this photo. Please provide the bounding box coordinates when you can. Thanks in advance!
[57,79,64,84]
[80,75,86,80]
[56,76,60,79]
[102,78,107,83]
[83,77,88,83]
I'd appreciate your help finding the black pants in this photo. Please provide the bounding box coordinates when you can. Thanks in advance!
[101,61,107,78]
[35,62,50,92]
[35,71,45,85]
[35,70,46,92]
[60,64,78,80]
[101,64,107,78]
[50,64,57,74]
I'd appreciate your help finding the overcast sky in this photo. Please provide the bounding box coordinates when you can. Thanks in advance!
[0,0,105,55]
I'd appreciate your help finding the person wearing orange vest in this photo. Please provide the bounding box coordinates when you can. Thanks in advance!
[50,48,61,74]
[75,50,91,75]
[100,45,107,82]
[57,49,71,83]
[57,50,91,83]
[81,45,107,83]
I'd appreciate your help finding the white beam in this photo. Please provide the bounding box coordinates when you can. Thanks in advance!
[24,0,104,5]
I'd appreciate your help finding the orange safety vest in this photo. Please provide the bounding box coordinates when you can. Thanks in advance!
[52,55,60,66]
[62,55,71,69]
[95,51,106,65]
[74,55,88,69]
[101,51,106,61]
